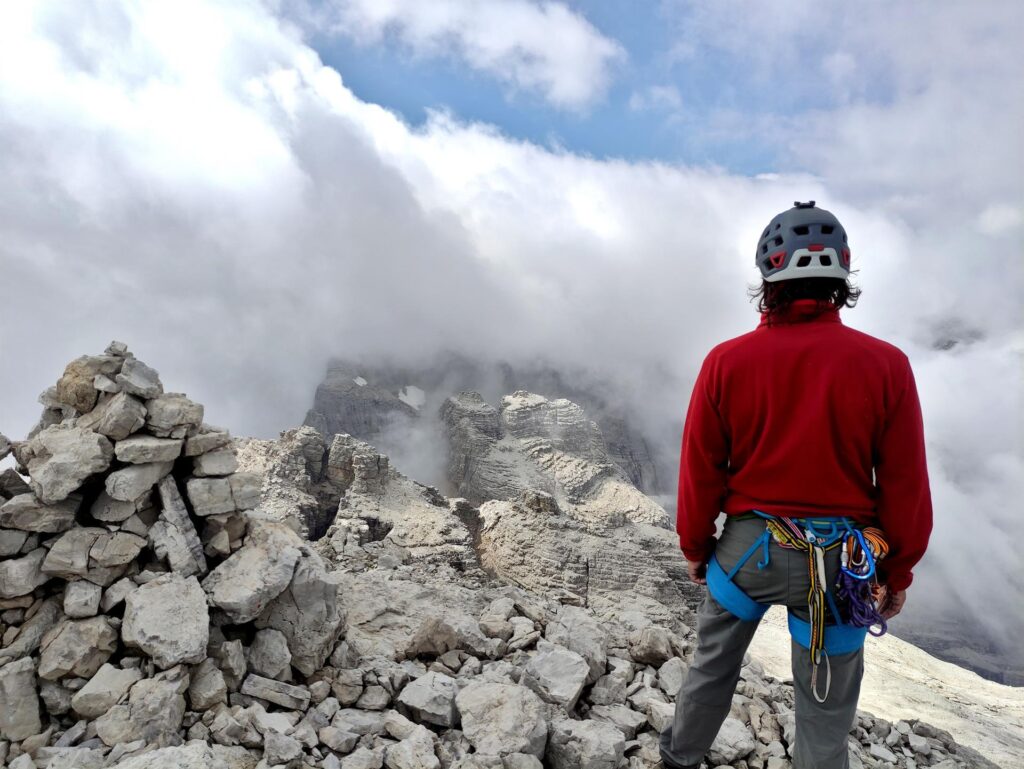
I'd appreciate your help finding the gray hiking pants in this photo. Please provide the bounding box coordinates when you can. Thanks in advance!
[661,516,864,769]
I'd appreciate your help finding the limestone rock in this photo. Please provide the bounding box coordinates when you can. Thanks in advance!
[188,658,228,710]
[0,656,42,741]
[90,531,147,567]
[187,477,234,516]
[114,435,182,464]
[0,547,49,598]
[455,682,548,758]
[194,447,239,477]
[0,526,28,556]
[105,742,256,769]
[545,605,608,684]
[39,616,117,680]
[90,489,150,523]
[0,596,62,666]
[184,426,233,457]
[94,666,190,747]
[64,580,103,617]
[116,357,163,399]
[0,492,81,533]
[145,392,204,438]
[385,724,440,769]
[42,527,105,578]
[708,716,756,765]
[149,475,207,576]
[240,674,310,710]
[105,460,174,502]
[71,663,144,719]
[255,549,344,676]
[20,424,113,503]
[396,671,459,728]
[628,625,674,666]
[77,392,147,441]
[265,730,303,766]
[588,704,648,740]
[521,640,590,709]
[657,657,687,697]
[547,717,625,769]
[202,519,301,623]
[55,354,121,413]
[249,628,292,680]
[122,573,209,668]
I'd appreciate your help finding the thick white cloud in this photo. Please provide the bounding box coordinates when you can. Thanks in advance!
[0,0,1021,671]
[321,0,625,109]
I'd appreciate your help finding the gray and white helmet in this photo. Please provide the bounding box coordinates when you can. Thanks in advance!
[756,201,851,282]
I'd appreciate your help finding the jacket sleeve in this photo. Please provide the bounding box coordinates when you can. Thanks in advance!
[874,355,933,591]
[677,353,729,564]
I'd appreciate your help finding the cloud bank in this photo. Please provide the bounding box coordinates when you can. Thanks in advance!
[0,0,1021,669]
[320,0,625,109]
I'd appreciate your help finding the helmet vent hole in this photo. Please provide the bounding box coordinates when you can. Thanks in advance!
[774,236,783,246]
[774,223,781,230]
[796,256,812,267]
[820,225,834,235]
[761,244,768,254]
[819,254,833,266]
[763,228,770,238]
[843,233,848,243]
[793,225,810,236]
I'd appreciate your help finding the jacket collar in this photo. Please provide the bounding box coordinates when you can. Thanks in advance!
[758,298,842,328]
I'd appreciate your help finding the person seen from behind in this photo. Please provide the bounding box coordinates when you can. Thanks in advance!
[660,202,934,769]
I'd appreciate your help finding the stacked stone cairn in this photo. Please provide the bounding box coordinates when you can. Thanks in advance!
[0,344,995,768]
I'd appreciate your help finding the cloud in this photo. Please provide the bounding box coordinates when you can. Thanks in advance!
[628,84,682,113]
[320,0,626,110]
[0,0,1021,670]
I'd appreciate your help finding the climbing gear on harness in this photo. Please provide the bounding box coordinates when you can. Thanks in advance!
[755,201,851,283]
[705,510,889,703]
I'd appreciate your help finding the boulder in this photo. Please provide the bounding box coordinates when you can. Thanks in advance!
[184,426,232,457]
[116,358,163,399]
[149,475,207,576]
[90,531,147,567]
[657,657,687,697]
[105,461,174,502]
[42,527,105,578]
[628,625,674,666]
[77,392,147,441]
[94,666,190,747]
[64,579,103,617]
[396,671,459,728]
[193,447,239,477]
[0,547,49,598]
[71,663,144,719]
[0,526,28,556]
[0,656,42,741]
[54,354,120,412]
[38,616,117,679]
[547,718,625,769]
[0,492,81,533]
[0,596,62,666]
[122,573,209,668]
[17,417,105,488]
[588,704,648,740]
[455,682,548,758]
[114,435,182,464]
[265,730,303,766]
[544,605,608,684]
[521,640,590,709]
[90,489,150,523]
[384,724,440,769]
[187,477,234,516]
[708,716,756,765]
[249,628,292,679]
[255,550,345,675]
[105,743,256,769]
[202,520,301,623]
[145,393,203,438]
[240,674,310,710]
[188,658,228,710]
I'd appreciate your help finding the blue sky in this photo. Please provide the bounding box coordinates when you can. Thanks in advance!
[306,0,845,174]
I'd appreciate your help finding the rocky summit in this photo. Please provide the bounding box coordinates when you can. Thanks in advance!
[0,344,1005,769]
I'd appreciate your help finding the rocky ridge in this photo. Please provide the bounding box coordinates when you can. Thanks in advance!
[0,344,1001,769]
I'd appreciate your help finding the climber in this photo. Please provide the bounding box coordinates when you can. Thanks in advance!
[660,202,933,769]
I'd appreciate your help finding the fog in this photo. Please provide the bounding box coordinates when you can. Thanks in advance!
[1,1,1021,673]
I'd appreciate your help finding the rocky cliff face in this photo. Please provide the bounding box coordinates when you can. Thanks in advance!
[302,352,661,497]
[0,345,1008,769]
[442,391,669,529]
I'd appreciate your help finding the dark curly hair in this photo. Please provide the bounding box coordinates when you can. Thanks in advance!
[749,276,862,316]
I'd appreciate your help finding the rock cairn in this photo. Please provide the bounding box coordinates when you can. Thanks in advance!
[0,345,998,769]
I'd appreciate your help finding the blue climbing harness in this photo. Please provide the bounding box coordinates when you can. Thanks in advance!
[705,510,888,702]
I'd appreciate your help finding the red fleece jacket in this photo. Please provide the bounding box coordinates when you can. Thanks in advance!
[677,299,933,591]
